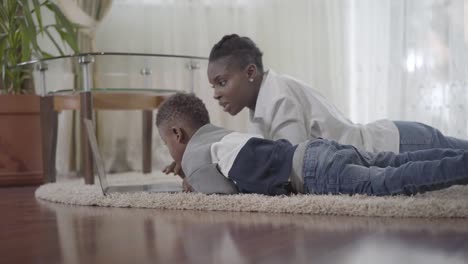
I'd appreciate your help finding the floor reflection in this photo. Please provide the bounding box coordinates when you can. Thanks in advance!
[38,200,468,264]
[328,235,468,264]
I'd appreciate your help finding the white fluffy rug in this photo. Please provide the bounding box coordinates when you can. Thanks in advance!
[35,172,468,218]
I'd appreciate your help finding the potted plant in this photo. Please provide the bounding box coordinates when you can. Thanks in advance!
[0,0,79,186]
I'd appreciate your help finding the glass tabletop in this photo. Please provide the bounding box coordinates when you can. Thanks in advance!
[49,88,180,95]
[14,52,208,96]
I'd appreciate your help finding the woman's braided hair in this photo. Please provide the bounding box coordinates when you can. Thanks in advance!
[209,34,263,72]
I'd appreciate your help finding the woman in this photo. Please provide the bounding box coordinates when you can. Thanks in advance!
[207,34,468,153]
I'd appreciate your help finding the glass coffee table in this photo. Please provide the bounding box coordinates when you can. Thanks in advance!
[15,52,208,185]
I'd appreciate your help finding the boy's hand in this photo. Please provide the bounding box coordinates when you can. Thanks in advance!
[163,161,185,178]
[182,178,193,192]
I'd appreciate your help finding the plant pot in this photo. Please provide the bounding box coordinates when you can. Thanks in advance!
[0,94,43,186]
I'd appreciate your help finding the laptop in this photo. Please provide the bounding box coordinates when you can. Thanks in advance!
[84,119,183,196]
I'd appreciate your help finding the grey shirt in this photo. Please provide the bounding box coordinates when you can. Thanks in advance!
[181,124,310,195]
[181,124,239,194]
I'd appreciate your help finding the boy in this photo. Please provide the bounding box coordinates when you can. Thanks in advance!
[157,93,468,196]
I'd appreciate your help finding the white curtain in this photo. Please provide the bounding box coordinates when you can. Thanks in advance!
[348,0,468,140]
[45,0,468,174]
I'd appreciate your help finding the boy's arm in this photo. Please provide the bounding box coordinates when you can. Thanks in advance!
[182,178,193,192]
[163,161,185,178]
[186,164,239,194]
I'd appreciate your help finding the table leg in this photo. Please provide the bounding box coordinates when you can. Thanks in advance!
[142,110,153,174]
[80,92,94,184]
[40,96,58,183]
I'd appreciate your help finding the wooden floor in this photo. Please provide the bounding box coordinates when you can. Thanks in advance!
[1,187,468,264]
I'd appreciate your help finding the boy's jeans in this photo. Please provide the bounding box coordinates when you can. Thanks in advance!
[302,139,468,196]
[395,121,468,152]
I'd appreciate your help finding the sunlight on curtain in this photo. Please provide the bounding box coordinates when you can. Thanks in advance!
[348,0,468,139]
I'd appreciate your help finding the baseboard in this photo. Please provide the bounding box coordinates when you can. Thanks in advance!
[0,171,43,186]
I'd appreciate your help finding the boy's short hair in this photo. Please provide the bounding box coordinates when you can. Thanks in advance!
[209,34,264,73]
[156,93,210,129]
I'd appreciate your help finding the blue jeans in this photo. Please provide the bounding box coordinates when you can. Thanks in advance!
[302,139,468,196]
[395,121,468,153]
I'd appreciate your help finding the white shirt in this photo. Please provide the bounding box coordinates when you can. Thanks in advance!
[210,132,261,177]
[249,69,400,153]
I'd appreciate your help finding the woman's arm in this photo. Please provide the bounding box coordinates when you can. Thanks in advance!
[269,97,309,145]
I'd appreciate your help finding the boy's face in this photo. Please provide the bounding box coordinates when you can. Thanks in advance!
[158,123,186,165]
[207,57,258,115]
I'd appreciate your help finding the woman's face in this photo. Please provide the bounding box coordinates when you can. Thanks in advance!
[207,57,258,115]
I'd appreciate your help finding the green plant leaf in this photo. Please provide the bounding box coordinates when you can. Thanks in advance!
[31,0,43,31]
[46,2,79,53]
[0,4,9,28]
[1,0,79,94]
[54,25,79,53]
[21,28,31,62]
[0,33,7,45]
[41,50,53,58]
[44,26,64,56]
[46,3,76,34]
[21,1,42,53]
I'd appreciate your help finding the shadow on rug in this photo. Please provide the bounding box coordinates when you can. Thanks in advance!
[35,172,468,218]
